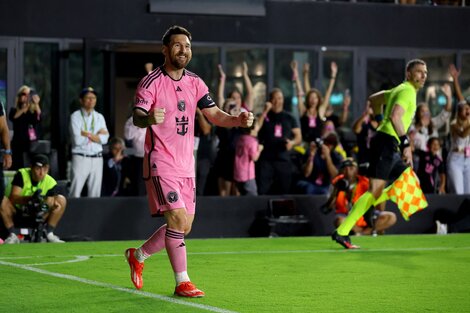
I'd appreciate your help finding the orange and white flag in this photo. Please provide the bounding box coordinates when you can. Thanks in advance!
[375,167,428,221]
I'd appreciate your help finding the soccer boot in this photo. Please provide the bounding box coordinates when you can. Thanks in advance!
[174,281,205,298]
[331,231,359,249]
[46,232,65,243]
[125,248,144,289]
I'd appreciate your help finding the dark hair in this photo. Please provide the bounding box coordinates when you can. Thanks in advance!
[427,137,440,148]
[162,25,192,46]
[406,59,426,72]
[415,103,434,135]
[269,88,283,101]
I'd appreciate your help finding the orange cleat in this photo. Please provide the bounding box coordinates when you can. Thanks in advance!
[174,281,205,298]
[125,248,144,289]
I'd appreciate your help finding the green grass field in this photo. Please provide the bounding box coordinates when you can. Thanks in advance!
[1,234,469,313]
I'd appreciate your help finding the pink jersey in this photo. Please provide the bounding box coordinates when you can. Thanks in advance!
[135,66,216,178]
[234,134,258,182]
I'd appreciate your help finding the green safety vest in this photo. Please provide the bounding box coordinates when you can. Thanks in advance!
[5,168,57,207]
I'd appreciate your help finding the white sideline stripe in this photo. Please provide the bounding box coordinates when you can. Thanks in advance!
[25,255,90,266]
[1,246,470,261]
[0,260,239,313]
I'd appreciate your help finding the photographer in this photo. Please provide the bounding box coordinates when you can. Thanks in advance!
[296,132,343,195]
[0,154,66,243]
[325,158,396,236]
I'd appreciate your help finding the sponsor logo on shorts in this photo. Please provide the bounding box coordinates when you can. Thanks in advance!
[167,191,179,203]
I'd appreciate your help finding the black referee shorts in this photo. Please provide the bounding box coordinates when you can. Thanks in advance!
[367,131,408,181]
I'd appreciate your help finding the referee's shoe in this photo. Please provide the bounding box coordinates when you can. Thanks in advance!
[331,231,359,249]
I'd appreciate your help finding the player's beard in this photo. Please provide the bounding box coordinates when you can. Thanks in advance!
[170,53,190,70]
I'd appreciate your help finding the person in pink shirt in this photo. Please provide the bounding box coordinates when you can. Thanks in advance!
[125,25,253,298]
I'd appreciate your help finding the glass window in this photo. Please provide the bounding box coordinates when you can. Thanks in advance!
[273,49,318,119]
[226,47,268,114]
[187,46,219,99]
[66,49,84,115]
[0,48,6,107]
[418,52,455,115]
[24,42,59,140]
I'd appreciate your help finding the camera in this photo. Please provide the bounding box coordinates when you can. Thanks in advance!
[26,189,49,223]
[334,178,350,192]
[314,138,323,148]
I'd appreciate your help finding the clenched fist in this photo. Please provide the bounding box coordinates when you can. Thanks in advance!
[239,111,254,128]
[148,108,166,125]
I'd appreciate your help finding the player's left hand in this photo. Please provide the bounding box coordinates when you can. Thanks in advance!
[239,112,254,128]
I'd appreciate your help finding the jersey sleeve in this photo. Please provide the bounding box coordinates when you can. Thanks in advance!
[195,77,216,110]
[134,76,157,114]
[394,87,415,111]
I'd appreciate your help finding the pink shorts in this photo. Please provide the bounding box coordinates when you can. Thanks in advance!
[145,176,196,217]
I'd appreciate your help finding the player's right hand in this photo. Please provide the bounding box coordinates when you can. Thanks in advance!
[148,108,166,125]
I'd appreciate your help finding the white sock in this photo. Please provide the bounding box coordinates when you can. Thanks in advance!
[134,247,149,263]
[175,271,190,284]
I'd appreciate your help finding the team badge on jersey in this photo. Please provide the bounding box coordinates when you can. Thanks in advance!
[167,191,179,203]
[178,100,186,112]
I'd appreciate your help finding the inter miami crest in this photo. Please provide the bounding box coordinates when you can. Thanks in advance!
[167,191,179,203]
[178,99,185,112]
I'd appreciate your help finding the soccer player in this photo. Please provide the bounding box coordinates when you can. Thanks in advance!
[332,59,428,249]
[125,25,254,297]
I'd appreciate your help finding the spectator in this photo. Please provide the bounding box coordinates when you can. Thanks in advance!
[101,137,132,197]
[234,116,265,196]
[194,107,216,196]
[257,88,302,195]
[447,101,470,194]
[296,62,338,144]
[296,132,343,195]
[213,98,242,196]
[352,101,379,173]
[410,84,452,154]
[9,85,42,170]
[217,62,254,112]
[325,158,396,236]
[69,87,109,198]
[124,115,146,196]
[416,137,446,194]
[0,154,66,243]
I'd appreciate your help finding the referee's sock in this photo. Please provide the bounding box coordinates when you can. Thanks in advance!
[337,191,375,236]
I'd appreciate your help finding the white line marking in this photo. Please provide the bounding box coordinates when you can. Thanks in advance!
[24,255,90,266]
[1,246,469,261]
[0,260,238,313]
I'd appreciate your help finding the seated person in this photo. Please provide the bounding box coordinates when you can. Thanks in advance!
[324,158,396,235]
[0,154,66,243]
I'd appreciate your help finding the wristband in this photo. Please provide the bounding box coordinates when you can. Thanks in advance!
[4,149,11,155]
[399,135,410,152]
[374,114,384,122]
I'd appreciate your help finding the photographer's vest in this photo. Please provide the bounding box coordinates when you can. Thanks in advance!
[5,168,57,205]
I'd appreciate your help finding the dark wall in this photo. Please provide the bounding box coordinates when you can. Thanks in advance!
[54,194,469,241]
[1,1,469,49]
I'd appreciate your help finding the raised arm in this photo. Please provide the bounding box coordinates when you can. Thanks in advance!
[318,61,338,118]
[338,89,351,126]
[217,64,226,108]
[291,60,306,116]
[449,64,465,103]
[242,62,254,111]
[303,63,312,93]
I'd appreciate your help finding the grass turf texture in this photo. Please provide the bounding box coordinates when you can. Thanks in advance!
[1,234,469,313]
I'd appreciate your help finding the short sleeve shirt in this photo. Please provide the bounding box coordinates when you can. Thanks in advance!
[134,66,215,178]
[377,81,417,141]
